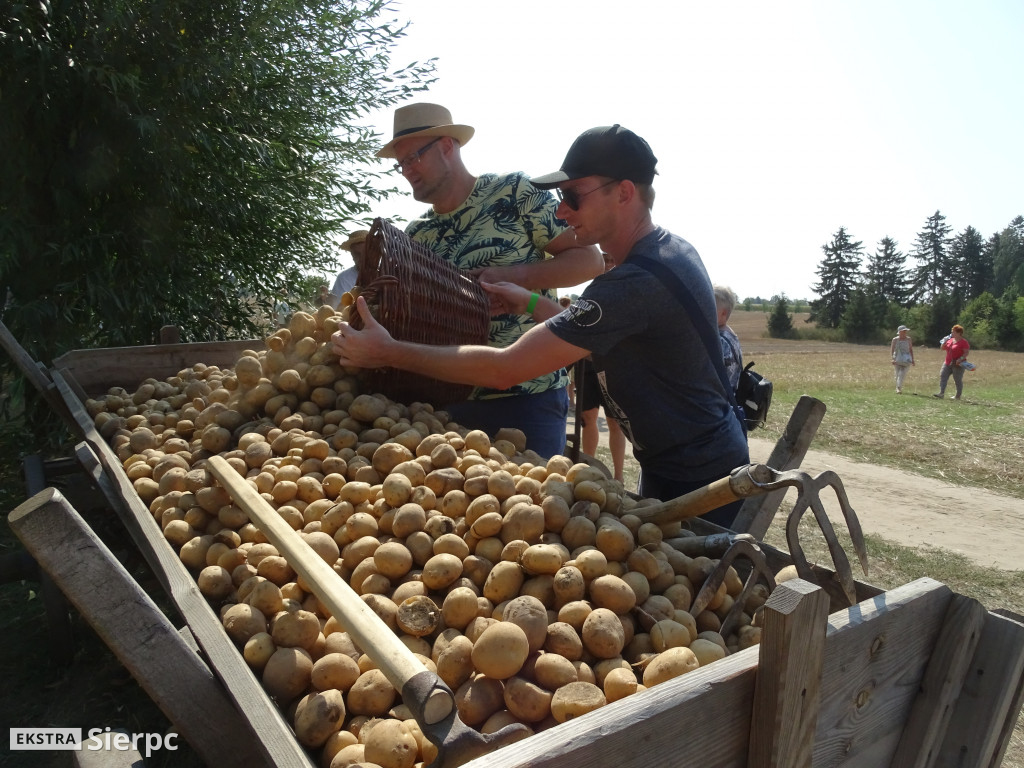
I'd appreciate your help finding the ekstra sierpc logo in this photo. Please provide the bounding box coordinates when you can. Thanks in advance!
[10,728,179,757]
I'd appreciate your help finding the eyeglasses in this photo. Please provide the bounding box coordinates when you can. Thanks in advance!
[393,137,442,173]
[556,179,618,211]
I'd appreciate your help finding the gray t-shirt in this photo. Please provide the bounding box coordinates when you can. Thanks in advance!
[547,227,748,480]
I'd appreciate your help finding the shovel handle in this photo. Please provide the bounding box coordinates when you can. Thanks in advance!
[207,456,454,724]
[632,464,774,525]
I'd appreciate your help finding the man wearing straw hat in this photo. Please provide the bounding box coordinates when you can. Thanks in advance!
[376,102,603,458]
[327,229,370,309]
[336,125,749,527]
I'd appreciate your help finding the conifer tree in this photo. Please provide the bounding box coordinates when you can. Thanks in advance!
[950,225,990,302]
[863,236,908,306]
[810,227,863,328]
[909,210,953,303]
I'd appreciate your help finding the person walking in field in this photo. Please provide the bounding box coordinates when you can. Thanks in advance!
[935,324,970,400]
[890,324,915,394]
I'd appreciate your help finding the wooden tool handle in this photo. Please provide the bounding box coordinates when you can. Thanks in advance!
[632,464,773,525]
[207,456,454,724]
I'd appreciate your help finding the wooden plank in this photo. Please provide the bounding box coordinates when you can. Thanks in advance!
[50,369,314,768]
[748,579,830,768]
[0,318,74,420]
[813,577,954,768]
[8,487,264,768]
[732,395,827,538]
[890,594,987,767]
[463,647,761,768]
[936,610,1024,768]
[52,339,264,396]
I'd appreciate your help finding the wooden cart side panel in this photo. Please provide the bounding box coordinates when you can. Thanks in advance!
[53,339,264,396]
[464,648,760,768]
[50,369,314,768]
[813,578,954,768]
[936,610,1024,768]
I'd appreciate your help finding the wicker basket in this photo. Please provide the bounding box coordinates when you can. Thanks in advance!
[350,218,490,408]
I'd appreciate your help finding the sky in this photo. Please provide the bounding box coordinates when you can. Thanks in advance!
[341,0,1024,301]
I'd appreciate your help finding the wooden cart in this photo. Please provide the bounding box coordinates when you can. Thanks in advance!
[7,337,1024,767]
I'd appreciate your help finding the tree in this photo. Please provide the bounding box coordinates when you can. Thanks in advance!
[0,0,434,394]
[992,216,1024,297]
[840,289,877,343]
[863,236,908,306]
[809,227,863,328]
[908,210,953,303]
[767,295,793,338]
[950,225,990,303]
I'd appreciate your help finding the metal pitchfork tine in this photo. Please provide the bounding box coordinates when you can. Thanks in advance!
[685,534,777,638]
[753,467,869,606]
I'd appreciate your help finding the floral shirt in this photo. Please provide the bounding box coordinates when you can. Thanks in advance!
[406,172,570,399]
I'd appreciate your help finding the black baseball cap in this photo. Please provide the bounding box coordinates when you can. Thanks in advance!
[530,125,658,189]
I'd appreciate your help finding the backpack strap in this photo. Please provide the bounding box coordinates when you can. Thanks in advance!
[629,255,746,433]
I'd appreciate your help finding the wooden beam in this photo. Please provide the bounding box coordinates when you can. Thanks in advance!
[748,579,830,768]
[8,487,266,768]
[890,594,987,767]
[732,395,826,538]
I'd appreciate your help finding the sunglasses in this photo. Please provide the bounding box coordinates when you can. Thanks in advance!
[392,137,442,173]
[556,179,618,211]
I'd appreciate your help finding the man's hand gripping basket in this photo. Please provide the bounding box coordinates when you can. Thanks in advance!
[348,218,490,408]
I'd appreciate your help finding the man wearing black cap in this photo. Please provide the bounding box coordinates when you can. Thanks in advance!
[335,125,749,526]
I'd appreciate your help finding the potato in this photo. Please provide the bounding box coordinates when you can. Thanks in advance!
[582,607,625,659]
[373,541,413,580]
[363,718,418,768]
[501,595,549,654]
[532,652,578,690]
[421,553,463,591]
[588,574,637,614]
[650,620,691,652]
[222,603,268,644]
[603,667,639,702]
[472,622,530,679]
[293,688,346,748]
[552,565,586,607]
[396,595,440,637]
[690,638,727,666]
[271,609,321,650]
[503,675,553,723]
[550,681,607,723]
[455,675,505,726]
[482,560,524,605]
[442,587,480,631]
[436,634,475,692]
[243,632,276,671]
[262,646,313,702]
[521,544,565,576]
[642,646,700,687]
[312,653,361,692]
[347,669,397,716]
[545,621,584,660]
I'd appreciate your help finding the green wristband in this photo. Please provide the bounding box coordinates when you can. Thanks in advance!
[526,292,539,314]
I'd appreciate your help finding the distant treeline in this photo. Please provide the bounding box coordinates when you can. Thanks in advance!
[752,211,1024,350]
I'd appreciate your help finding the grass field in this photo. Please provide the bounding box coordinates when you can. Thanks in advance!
[3,314,1023,766]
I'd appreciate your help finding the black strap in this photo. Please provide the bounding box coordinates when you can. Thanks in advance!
[629,255,746,431]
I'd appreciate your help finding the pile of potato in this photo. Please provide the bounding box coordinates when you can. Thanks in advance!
[86,307,769,768]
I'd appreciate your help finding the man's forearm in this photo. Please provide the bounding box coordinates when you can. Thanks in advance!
[377,340,512,390]
[515,245,602,288]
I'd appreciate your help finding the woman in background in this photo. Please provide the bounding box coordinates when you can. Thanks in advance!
[890,324,915,394]
[935,324,970,400]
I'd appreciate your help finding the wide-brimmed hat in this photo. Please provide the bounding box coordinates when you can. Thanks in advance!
[341,230,369,251]
[531,124,658,188]
[376,103,475,159]
[897,325,909,332]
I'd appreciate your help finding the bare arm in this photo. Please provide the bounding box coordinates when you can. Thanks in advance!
[332,296,589,391]
[468,228,602,289]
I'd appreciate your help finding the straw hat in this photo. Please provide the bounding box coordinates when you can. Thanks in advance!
[376,103,475,159]
[341,230,369,251]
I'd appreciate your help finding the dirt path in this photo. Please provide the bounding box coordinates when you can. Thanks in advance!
[746,437,1024,572]
[576,418,1024,571]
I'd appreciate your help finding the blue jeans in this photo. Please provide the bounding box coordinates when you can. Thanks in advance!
[445,387,569,459]
[638,470,744,530]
